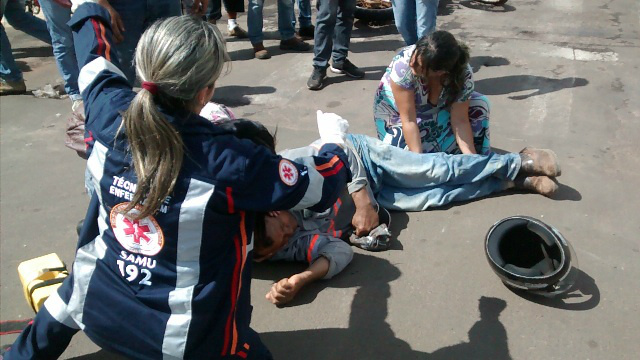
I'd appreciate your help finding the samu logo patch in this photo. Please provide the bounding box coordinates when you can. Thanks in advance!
[279,159,299,186]
[110,203,164,256]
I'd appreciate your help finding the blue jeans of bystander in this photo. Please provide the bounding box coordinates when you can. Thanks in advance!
[391,0,439,46]
[348,134,521,211]
[107,0,182,84]
[313,0,356,69]
[1,0,50,81]
[247,0,296,44]
[292,0,312,28]
[39,0,81,100]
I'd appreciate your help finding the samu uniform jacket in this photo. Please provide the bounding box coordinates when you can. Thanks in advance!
[6,4,351,360]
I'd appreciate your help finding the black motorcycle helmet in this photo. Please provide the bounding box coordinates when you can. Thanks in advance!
[485,216,578,297]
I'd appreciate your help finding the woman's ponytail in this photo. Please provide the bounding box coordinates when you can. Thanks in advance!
[122,89,184,219]
[120,16,228,219]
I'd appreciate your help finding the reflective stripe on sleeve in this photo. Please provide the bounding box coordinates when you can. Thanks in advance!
[162,179,214,359]
[78,57,126,93]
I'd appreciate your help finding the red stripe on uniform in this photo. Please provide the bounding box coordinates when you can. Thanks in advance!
[226,187,234,214]
[91,20,105,57]
[98,22,111,62]
[221,235,242,356]
[84,131,94,144]
[319,161,344,177]
[306,234,320,263]
[230,211,248,355]
[315,155,340,171]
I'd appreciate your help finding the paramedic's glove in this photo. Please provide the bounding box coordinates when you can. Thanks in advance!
[266,277,301,306]
[317,110,349,146]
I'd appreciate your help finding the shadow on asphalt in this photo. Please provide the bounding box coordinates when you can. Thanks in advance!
[16,61,32,73]
[322,65,387,89]
[506,269,600,311]
[257,254,513,359]
[11,45,54,60]
[460,0,517,13]
[549,183,582,201]
[211,85,277,107]
[438,0,460,16]
[470,56,511,73]
[389,211,409,250]
[475,75,589,100]
[349,38,406,53]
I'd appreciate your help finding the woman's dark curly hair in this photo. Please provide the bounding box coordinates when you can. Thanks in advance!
[411,31,470,106]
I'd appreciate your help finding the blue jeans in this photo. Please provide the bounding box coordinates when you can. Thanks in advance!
[0,0,50,81]
[348,134,521,211]
[247,0,296,44]
[107,0,182,84]
[313,0,356,69]
[292,0,312,28]
[392,0,439,46]
[39,0,80,100]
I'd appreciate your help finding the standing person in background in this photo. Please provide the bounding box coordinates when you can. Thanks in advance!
[292,0,314,39]
[202,0,249,38]
[72,0,185,84]
[392,0,439,46]
[307,0,364,90]
[0,0,51,95]
[5,3,350,359]
[247,0,310,59]
[40,0,82,110]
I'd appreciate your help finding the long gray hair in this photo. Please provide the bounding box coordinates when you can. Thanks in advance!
[122,16,229,219]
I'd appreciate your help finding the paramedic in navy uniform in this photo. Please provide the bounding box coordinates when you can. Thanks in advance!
[5,2,351,359]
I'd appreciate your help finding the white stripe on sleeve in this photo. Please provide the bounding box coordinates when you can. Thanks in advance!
[67,141,110,329]
[43,291,81,329]
[162,179,215,359]
[78,57,127,93]
[290,158,324,211]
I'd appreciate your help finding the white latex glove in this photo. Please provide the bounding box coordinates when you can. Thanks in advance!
[317,110,349,146]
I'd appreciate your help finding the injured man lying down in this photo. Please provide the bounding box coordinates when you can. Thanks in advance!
[202,106,562,306]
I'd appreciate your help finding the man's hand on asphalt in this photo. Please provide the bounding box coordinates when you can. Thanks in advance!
[265,277,301,306]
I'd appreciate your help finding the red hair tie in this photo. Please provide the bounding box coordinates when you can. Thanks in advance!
[142,81,158,95]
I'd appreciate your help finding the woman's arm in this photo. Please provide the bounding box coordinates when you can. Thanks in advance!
[450,99,477,154]
[390,80,421,153]
[68,3,131,103]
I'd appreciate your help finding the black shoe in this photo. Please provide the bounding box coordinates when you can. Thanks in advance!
[279,37,311,51]
[297,25,315,40]
[330,59,365,79]
[307,67,327,90]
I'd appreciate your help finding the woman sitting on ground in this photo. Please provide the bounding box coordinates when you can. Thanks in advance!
[374,30,490,155]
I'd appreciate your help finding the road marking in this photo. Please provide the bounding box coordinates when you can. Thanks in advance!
[547,46,618,62]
